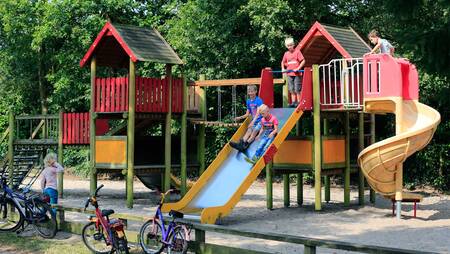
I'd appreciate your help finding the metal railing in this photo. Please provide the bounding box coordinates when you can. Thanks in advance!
[319,58,363,109]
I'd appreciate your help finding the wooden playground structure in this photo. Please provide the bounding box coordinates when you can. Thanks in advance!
[0,21,440,222]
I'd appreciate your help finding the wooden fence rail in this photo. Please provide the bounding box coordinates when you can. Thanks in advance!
[52,205,436,254]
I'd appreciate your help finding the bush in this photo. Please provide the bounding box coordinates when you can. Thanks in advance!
[63,147,90,178]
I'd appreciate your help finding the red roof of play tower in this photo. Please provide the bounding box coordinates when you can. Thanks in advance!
[297,21,371,66]
[80,22,183,68]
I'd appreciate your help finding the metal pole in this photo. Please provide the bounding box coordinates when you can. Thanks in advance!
[358,112,365,205]
[369,113,376,203]
[197,74,206,175]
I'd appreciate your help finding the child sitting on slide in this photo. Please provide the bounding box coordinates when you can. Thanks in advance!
[246,104,279,164]
[230,85,263,152]
[365,30,395,56]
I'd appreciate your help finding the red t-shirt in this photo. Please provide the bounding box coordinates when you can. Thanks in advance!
[261,114,279,136]
[282,50,305,76]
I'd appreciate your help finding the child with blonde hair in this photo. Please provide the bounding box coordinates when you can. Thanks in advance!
[40,152,64,206]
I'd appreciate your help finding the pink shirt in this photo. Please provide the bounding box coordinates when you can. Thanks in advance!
[282,50,305,76]
[261,114,279,136]
[40,162,64,190]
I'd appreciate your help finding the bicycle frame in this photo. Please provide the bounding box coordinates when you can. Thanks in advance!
[153,204,176,244]
[90,203,115,246]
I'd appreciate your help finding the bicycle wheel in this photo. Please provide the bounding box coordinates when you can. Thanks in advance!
[0,197,23,232]
[167,225,188,254]
[82,222,112,254]
[32,198,57,238]
[114,236,129,254]
[139,218,165,254]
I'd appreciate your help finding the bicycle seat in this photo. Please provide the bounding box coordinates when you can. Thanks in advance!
[169,210,184,219]
[102,209,115,217]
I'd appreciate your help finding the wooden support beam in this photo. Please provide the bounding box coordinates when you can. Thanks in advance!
[197,74,206,175]
[266,163,273,210]
[89,56,97,195]
[358,112,365,205]
[312,64,322,211]
[58,110,64,198]
[297,173,303,205]
[127,59,136,208]
[323,118,330,203]
[164,64,173,192]
[8,111,14,188]
[369,113,376,203]
[181,73,187,196]
[283,174,290,207]
[344,112,350,205]
[194,77,284,87]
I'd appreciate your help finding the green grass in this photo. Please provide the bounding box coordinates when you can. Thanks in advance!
[0,232,142,254]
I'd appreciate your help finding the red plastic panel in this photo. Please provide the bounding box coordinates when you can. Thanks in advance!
[259,68,274,108]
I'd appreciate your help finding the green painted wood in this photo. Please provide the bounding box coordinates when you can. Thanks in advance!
[323,119,330,203]
[190,242,270,254]
[312,64,322,211]
[369,113,376,203]
[127,59,136,208]
[358,112,365,205]
[8,111,14,188]
[266,163,273,210]
[89,57,97,195]
[164,64,173,192]
[197,74,206,175]
[297,173,303,205]
[304,245,317,254]
[95,135,127,141]
[344,112,350,205]
[181,74,188,196]
[58,110,64,198]
[53,205,437,254]
[15,114,59,120]
[0,128,9,144]
[273,163,312,169]
[283,174,290,207]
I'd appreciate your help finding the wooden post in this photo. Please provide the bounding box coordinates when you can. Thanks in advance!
[297,173,303,205]
[197,74,206,175]
[266,162,273,210]
[164,64,173,192]
[195,228,206,253]
[344,112,350,205]
[8,111,14,188]
[304,245,317,254]
[58,110,64,198]
[126,59,136,208]
[283,174,290,207]
[369,113,376,203]
[89,56,97,195]
[323,118,330,203]
[312,64,322,211]
[180,73,187,196]
[358,112,365,205]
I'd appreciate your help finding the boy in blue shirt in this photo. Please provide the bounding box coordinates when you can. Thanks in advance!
[230,85,263,152]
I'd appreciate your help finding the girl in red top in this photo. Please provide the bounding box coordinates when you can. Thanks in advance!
[281,37,305,107]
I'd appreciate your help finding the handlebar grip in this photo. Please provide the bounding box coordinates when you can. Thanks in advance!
[84,199,90,211]
[94,184,104,196]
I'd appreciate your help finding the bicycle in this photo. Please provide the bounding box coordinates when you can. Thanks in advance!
[81,184,129,254]
[0,173,57,238]
[139,189,190,254]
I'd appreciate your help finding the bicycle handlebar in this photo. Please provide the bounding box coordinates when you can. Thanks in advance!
[160,189,180,204]
[94,184,104,197]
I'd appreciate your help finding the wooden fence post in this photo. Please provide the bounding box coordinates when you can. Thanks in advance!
[312,64,322,211]
[58,110,64,198]
[8,110,14,188]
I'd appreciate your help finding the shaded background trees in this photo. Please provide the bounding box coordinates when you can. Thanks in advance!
[0,0,448,189]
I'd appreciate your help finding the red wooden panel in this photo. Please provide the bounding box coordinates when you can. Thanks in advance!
[142,77,147,112]
[63,114,67,144]
[163,78,168,112]
[125,77,129,111]
[139,76,143,112]
[177,78,182,112]
[95,78,100,112]
[72,114,76,144]
[106,77,111,112]
[73,113,78,144]
[100,78,105,112]
[156,78,161,112]
[172,78,177,112]
[135,76,140,112]
[67,113,72,144]
[111,78,116,112]
[84,113,89,144]
[145,78,150,112]
[151,78,156,112]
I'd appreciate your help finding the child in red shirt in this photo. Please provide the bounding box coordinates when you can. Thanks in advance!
[246,104,279,164]
[281,37,305,107]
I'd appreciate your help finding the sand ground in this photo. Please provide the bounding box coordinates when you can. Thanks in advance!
[31,176,450,253]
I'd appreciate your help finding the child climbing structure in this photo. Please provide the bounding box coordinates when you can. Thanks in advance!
[162,22,440,223]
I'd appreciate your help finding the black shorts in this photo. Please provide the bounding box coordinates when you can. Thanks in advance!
[287,75,302,93]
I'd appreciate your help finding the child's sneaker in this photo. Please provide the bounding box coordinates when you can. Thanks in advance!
[229,141,242,151]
